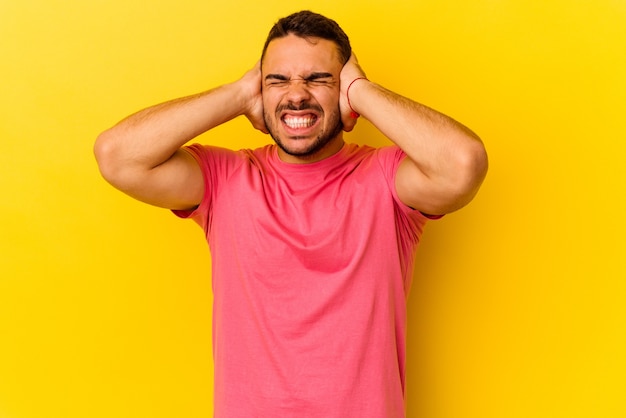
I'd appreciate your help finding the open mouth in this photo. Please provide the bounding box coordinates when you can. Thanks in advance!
[282,114,318,129]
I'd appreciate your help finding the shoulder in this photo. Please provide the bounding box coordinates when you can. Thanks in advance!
[341,143,405,163]
[184,144,274,172]
[343,144,406,178]
[373,145,406,166]
[184,143,244,161]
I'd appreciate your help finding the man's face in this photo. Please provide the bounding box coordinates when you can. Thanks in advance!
[261,34,344,163]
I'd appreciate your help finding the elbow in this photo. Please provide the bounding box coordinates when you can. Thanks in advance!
[435,138,488,214]
[454,139,489,206]
[466,139,489,185]
[94,129,126,188]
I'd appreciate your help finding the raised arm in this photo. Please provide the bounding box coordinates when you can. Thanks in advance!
[340,55,488,215]
[94,63,266,210]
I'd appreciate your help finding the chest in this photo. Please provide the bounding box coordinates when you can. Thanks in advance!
[208,162,396,273]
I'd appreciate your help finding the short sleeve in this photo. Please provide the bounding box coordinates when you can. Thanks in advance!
[375,146,442,222]
[172,144,244,234]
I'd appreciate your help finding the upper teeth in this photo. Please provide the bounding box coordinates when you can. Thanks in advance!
[284,116,315,129]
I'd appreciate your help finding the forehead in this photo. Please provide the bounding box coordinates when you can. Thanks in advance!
[262,34,343,76]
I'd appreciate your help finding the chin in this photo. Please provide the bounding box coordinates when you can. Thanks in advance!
[276,139,322,158]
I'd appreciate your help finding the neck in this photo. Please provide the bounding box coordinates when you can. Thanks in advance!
[277,135,345,164]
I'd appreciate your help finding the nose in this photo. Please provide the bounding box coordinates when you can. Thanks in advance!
[285,79,312,104]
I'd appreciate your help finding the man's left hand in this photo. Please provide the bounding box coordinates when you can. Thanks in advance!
[340,53,367,132]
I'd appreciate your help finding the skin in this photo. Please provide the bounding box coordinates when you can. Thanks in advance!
[260,35,345,163]
[94,33,487,215]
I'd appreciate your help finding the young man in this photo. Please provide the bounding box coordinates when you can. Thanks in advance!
[95,10,487,418]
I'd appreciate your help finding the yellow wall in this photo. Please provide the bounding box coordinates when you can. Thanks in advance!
[1,1,624,417]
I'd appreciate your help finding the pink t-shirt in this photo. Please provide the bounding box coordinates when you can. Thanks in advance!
[175,143,429,417]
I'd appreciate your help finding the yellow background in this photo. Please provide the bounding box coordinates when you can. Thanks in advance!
[1,0,625,417]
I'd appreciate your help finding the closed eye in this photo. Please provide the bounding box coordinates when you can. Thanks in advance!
[306,78,333,86]
[265,74,290,87]
[304,72,335,86]
[264,72,336,87]
[267,79,290,86]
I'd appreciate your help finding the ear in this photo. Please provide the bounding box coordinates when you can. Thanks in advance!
[342,111,359,132]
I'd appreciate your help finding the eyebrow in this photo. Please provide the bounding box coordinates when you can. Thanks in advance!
[264,72,334,82]
[265,74,289,81]
[304,72,334,81]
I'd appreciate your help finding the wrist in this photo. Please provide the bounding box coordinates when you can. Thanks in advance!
[224,79,252,118]
[346,77,369,118]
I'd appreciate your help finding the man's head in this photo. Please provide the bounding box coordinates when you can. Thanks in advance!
[260,11,351,163]
[261,10,351,66]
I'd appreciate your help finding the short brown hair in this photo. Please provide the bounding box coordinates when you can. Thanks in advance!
[261,10,352,65]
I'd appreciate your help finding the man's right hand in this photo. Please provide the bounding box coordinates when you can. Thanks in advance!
[239,62,268,134]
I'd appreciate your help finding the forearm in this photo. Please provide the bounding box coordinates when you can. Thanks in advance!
[348,79,484,180]
[94,82,247,173]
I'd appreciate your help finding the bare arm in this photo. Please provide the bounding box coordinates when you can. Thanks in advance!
[340,55,488,215]
[94,63,266,210]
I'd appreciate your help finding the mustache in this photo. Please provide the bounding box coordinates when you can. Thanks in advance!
[277,102,323,113]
